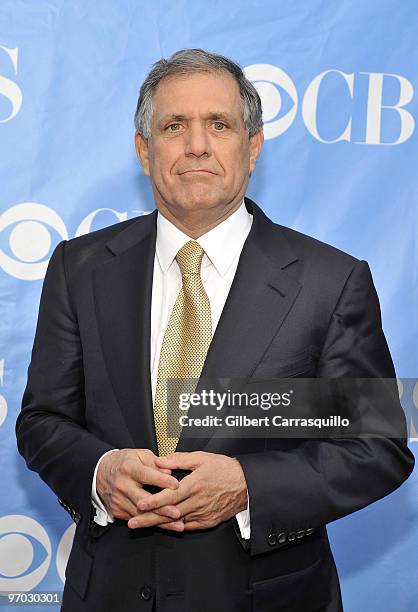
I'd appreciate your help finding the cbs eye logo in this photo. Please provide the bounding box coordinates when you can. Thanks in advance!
[0,515,51,591]
[0,203,68,281]
[244,64,298,140]
[56,523,76,584]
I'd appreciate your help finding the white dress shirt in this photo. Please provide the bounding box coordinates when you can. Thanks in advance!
[92,201,252,538]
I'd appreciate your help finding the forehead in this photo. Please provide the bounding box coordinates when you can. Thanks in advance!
[152,71,243,120]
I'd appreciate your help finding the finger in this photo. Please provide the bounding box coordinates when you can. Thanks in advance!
[124,497,140,517]
[122,480,153,510]
[127,511,179,530]
[135,449,157,465]
[108,482,157,520]
[171,498,200,520]
[137,482,190,512]
[133,463,179,490]
[139,470,199,511]
[111,495,139,520]
[155,452,202,471]
[115,458,178,493]
[159,520,185,533]
[183,520,207,531]
[136,451,172,475]
[131,488,180,519]
[117,479,180,518]
[129,485,181,519]
[121,479,179,515]
[152,505,182,520]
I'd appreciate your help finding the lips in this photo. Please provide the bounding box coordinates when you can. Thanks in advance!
[180,169,215,174]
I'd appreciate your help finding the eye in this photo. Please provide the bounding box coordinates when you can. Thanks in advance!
[0,202,68,281]
[0,515,52,591]
[213,122,226,131]
[56,523,76,584]
[166,123,181,132]
[244,64,298,140]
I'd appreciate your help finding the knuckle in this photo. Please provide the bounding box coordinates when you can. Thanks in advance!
[119,449,132,462]
[119,460,132,476]
[113,477,124,492]
[138,448,154,461]
[191,481,202,495]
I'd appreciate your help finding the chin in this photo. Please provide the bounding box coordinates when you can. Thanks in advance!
[176,191,221,211]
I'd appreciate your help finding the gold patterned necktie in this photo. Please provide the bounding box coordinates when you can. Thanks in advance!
[153,240,212,456]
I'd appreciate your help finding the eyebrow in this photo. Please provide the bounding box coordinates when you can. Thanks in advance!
[157,114,186,127]
[207,112,237,124]
[156,112,237,128]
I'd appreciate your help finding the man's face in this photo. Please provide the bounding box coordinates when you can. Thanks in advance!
[135,71,263,222]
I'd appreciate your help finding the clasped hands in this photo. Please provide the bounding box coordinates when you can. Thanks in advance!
[96,449,248,532]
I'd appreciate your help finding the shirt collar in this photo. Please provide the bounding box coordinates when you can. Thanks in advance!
[156,201,252,277]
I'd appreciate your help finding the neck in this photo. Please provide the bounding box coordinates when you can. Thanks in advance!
[156,199,244,239]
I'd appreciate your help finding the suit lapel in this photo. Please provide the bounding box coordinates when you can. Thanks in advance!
[177,198,302,452]
[93,211,159,452]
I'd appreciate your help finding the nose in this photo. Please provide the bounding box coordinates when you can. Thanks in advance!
[184,122,211,158]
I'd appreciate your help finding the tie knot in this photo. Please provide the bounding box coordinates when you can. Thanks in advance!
[176,240,205,275]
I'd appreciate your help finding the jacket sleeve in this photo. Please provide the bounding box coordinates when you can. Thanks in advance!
[16,241,115,537]
[235,260,415,556]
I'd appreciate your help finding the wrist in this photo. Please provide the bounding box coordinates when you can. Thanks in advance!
[97,449,119,501]
[233,458,248,512]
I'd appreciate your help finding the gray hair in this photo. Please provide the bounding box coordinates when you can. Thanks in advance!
[134,48,263,138]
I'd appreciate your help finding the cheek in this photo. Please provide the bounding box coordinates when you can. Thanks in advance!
[151,147,180,181]
[149,153,172,182]
[219,141,249,171]
[228,150,250,181]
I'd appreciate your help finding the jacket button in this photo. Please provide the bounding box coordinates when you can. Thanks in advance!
[277,532,287,544]
[267,533,277,546]
[306,527,315,535]
[296,530,305,539]
[74,512,81,525]
[140,585,153,601]
[287,531,296,542]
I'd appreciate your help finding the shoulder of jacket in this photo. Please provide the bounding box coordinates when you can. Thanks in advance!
[273,222,359,273]
[62,214,152,268]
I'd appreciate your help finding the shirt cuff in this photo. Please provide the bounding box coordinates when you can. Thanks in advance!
[91,449,119,526]
[234,487,250,539]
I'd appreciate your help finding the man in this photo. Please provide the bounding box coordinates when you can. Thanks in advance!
[16,49,414,612]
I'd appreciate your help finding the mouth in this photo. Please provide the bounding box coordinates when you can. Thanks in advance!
[180,169,215,175]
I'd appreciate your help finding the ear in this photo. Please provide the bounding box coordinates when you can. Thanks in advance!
[249,130,264,174]
[135,132,150,176]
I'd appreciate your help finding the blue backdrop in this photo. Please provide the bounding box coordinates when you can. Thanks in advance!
[0,1,417,610]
